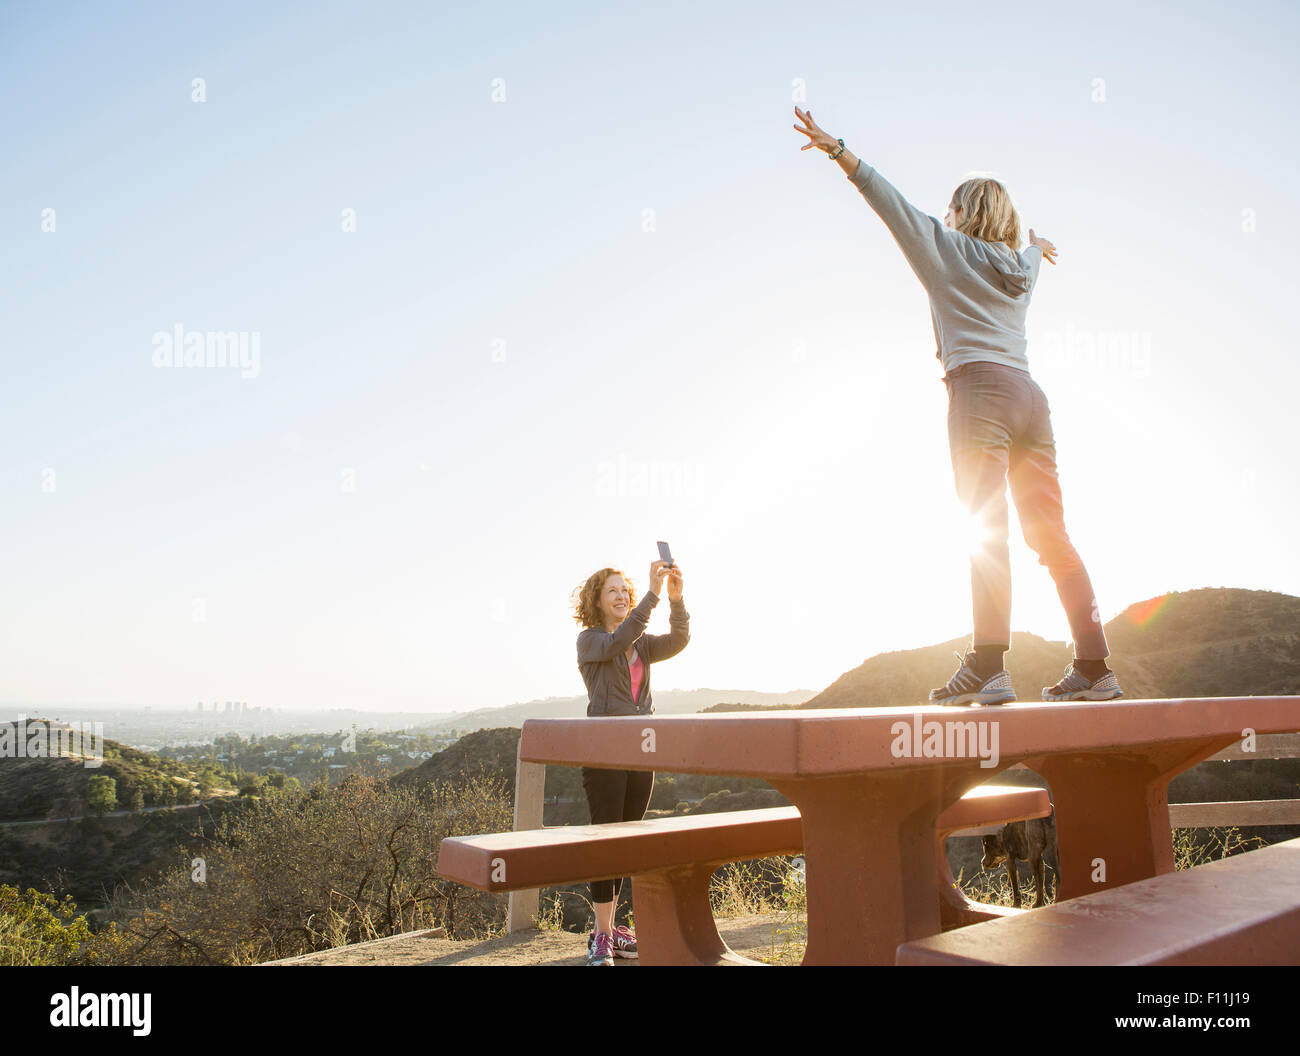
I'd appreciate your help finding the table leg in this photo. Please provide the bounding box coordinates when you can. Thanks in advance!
[1029,737,1238,899]
[770,772,965,966]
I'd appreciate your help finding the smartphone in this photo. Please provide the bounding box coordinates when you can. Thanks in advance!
[656,540,674,569]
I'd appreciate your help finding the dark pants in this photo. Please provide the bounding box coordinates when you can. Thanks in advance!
[944,361,1109,660]
[582,766,655,904]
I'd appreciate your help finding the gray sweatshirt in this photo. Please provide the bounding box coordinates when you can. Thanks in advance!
[576,590,690,716]
[848,159,1043,375]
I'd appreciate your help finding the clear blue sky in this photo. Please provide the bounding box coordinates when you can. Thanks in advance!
[3,0,1297,713]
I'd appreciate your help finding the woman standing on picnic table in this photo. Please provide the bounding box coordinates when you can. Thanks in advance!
[792,105,1122,706]
[571,557,689,965]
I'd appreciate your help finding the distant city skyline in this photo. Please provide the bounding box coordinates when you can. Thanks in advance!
[4,1,1298,713]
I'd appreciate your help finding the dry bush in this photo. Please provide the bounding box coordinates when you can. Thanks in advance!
[102,773,511,964]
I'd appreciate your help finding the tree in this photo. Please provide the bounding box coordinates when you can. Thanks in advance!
[128,789,145,812]
[86,776,117,816]
[238,774,267,798]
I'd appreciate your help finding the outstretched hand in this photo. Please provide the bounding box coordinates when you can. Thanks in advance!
[1028,228,1058,265]
[793,106,838,154]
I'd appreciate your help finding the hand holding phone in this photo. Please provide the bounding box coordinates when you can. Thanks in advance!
[648,559,669,596]
[657,541,683,602]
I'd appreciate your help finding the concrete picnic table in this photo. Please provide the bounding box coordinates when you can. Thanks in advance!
[520,696,1300,965]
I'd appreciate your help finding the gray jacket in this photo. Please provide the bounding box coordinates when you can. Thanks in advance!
[576,590,690,716]
[848,159,1044,375]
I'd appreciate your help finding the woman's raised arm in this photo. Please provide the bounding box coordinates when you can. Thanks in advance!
[794,106,950,292]
[645,565,689,663]
[576,592,657,663]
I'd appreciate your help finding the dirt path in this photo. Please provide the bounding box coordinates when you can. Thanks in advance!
[0,802,209,827]
[261,913,805,966]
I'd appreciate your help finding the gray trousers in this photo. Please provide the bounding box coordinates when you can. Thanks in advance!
[943,361,1109,660]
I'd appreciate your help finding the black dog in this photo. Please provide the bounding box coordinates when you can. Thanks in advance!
[981,809,1060,908]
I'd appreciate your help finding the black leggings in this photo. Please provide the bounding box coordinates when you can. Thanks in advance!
[582,767,655,904]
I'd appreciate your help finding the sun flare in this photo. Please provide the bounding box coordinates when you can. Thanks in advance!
[964,512,993,557]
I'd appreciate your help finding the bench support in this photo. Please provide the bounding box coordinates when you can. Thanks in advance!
[507,751,547,934]
[631,862,763,966]
[935,833,1026,930]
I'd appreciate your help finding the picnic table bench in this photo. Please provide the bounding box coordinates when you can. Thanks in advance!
[518,696,1300,964]
[897,834,1300,965]
[437,784,1050,965]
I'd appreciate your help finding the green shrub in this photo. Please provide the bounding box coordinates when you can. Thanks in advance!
[0,885,128,966]
[86,776,117,816]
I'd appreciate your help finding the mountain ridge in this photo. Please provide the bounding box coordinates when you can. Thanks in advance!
[803,587,1300,710]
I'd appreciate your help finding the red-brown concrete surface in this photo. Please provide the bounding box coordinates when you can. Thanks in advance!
[897,835,1300,965]
[438,787,1050,965]
[520,697,1300,964]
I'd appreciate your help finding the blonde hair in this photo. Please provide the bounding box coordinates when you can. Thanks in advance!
[950,173,1022,253]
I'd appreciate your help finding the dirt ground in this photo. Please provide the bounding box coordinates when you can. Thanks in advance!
[260,913,803,966]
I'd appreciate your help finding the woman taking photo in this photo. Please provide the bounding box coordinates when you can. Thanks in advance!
[571,557,689,965]
[793,106,1122,706]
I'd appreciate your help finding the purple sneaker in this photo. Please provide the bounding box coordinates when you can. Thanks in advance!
[610,924,638,959]
[588,925,638,960]
[586,930,614,966]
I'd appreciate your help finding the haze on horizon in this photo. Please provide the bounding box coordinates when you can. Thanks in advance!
[3,0,1298,715]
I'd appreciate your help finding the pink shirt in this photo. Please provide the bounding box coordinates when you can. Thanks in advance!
[628,650,645,705]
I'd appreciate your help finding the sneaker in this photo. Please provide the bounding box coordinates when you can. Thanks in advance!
[610,924,638,959]
[588,925,638,959]
[929,650,1016,706]
[586,930,614,966]
[1042,663,1123,701]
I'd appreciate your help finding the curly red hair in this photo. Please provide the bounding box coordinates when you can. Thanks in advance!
[571,567,636,629]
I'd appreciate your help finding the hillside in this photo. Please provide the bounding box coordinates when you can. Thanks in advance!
[803,588,1300,709]
[0,798,242,908]
[407,589,1299,726]
[0,720,236,822]
[390,728,522,790]
[1102,588,1300,698]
